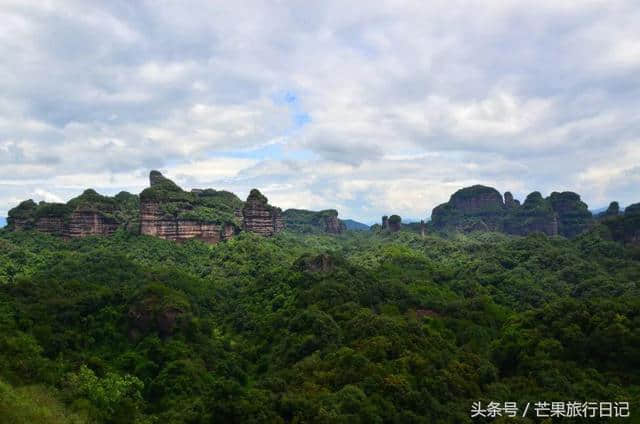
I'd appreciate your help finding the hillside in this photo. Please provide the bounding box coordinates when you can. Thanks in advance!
[0,226,638,422]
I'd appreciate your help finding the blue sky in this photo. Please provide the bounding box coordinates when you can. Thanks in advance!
[0,1,639,223]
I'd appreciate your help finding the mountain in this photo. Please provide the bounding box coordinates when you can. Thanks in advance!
[431,185,594,238]
[6,177,639,245]
[342,218,369,230]
[0,217,5,227]
[282,208,346,234]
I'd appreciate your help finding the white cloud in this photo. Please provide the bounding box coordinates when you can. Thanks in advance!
[0,0,639,220]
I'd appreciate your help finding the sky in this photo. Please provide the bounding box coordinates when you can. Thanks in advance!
[1,0,639,224]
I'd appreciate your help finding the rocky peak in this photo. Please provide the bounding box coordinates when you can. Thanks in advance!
[242,189,284,236]
[450,185,504,213]
[282,208,345,234]
[388,214,402,232]
[625,203,640,216]
[431,185,505,231]
[149,170,165,186]
[504,192,520,208]
[547,191,593,238]
[601,202,640,246]
[603,201,620,217]
[381,215,389,230]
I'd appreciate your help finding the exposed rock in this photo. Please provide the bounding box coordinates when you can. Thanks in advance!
[297,253,336,273]
[600,201,620,218]
[128,285,189,338]
[294,252,346,273]
[602,202,640,246]
[504,191,558,236]
[139,201,235,243]
[381,215,389,230]
[7,170,292,243]
[431,185,505,232]
[323,214,344,234]
[67,209,119,237]
[140,171,242,243]
[388,215,402,232]
[242,189,284,236]
[415,309,439,319]
[282,208,345,234]
[430,185,597,238]
[548,191,593,238]
[625,203,640,216]
[504,192,520,208]
[7,190,136,238]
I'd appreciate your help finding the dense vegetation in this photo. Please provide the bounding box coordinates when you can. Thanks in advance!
[0,225,639,423]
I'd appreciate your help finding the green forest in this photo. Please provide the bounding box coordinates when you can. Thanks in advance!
[0,226,639,423]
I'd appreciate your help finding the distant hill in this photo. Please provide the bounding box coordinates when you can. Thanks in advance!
[342,219,369,231]
[0,217,5,228]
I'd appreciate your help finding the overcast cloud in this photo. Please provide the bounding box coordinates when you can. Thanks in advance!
[1,0,639,223]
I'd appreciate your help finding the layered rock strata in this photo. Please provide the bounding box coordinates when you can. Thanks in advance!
[242,189,284,236]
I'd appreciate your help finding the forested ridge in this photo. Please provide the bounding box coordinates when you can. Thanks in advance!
[0,227,639,423]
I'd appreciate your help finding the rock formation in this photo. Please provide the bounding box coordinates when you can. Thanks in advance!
[504,192,520,208]
[548,191,593,238]
[601,202,640,246]
[430,185,593,238]
[295,253,337,273]
[504,192,558,236]
[6,189,138,238]
[600,201,620,218]
[7,170,288,243]
[282,208,345,234]
[381,215,389,230]
[242,189,284,236]
[431,185,506,232]
[388,215,402,232]
[140,171,243,242]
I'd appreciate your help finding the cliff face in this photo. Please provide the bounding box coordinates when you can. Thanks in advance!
[67,210,120,237]
[282,208,345,234]
[139,201,235,243]
[323,214,344,234]
[139,171,242,243]
[431,186,593,238]
[6,190,137,238]
[601,202,640,245]
[6,170,290,243]
[387,215,402,232]
[242,189,284,236]
[431,185,506,232]
[548,192,593,237]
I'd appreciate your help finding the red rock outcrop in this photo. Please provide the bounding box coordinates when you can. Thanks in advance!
[139,201,235,243]
[323,215,344,234]
[242,189,284,236]
[67,210,119,237]
[34,216,67,236]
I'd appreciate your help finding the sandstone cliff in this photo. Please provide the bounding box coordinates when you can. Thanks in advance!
[282,208,345,234]
[600,202,640,246]
[242,189,284,236]
[139,171,242,242]
[6,170,289,243]
[6,189,138,238]
[431,185,506,232]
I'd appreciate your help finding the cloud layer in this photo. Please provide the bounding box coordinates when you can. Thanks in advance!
[1,0,639,222]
